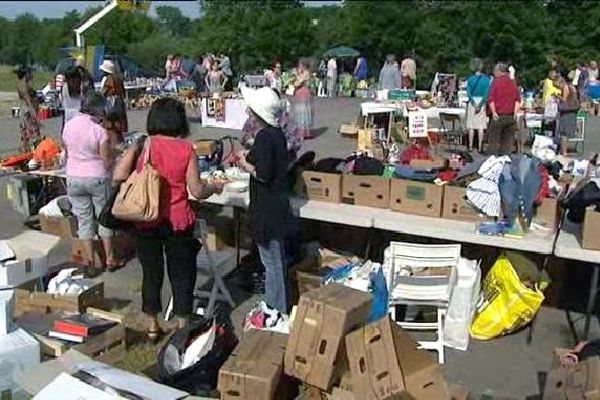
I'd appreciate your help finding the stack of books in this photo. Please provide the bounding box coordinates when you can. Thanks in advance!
[48,314,117,343]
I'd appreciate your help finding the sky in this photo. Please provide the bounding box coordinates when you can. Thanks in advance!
[0,1,341,20]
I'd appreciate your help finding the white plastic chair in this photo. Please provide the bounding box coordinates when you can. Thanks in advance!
[385,242,461,364]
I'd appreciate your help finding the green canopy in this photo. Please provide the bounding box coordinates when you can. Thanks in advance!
[323,46,360,59]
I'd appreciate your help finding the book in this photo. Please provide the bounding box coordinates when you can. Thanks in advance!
[48,330,85,343]
[53,314,117,338]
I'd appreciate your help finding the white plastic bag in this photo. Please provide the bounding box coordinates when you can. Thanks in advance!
[444,257,481,351]
[531,134,556,162]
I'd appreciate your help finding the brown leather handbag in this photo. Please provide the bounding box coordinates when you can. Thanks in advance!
[112,138,161,222]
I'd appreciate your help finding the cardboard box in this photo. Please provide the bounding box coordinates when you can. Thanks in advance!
[442,186,486,222]
[0,327,40,393]
[544,356,600,400]
[532,198,561,232]
[346,317,448,400]
[342,175,390,209]
[14,279,104,315]
[219,330,289,400]
[71,235,135,267]
[39,214,78,238]
[0,289,14,336]
[0,232,60,287]
[390,179,444,217]
[340,124,359,138]
[448,384,471,400]
[285,284,372,391]
[582,207,600,251]
[193,140,217,156]
[358,129,374,151]
[409,156,446,171]
[295,171,343,204]
[345,316,407,400]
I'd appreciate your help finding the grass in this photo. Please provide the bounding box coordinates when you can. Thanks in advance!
[0,64,54,92]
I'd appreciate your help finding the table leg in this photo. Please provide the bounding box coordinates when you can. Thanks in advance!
[234,207,241,267]
[584,264,600,340]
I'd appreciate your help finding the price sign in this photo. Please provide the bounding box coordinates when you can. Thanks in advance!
[408,111,428,138]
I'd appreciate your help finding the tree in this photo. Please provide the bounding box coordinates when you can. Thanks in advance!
[155,6,191,36]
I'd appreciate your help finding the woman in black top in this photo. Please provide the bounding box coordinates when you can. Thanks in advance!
[238,87,291,322]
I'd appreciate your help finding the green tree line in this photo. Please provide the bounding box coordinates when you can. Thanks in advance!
[0,0,598,88]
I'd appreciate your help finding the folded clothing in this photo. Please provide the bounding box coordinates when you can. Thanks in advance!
[394,165,437,182]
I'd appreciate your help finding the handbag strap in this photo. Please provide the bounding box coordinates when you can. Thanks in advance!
[141,136,152,166]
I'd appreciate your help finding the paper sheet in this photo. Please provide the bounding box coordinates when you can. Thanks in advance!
[75,361,188,400]
[34,373,113,400]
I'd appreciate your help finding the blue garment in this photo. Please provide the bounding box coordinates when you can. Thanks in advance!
[499,155,541,225]
[355,57,368,80]
[257,239,290,314]
[394,165,437,182]
[466,73,491,107]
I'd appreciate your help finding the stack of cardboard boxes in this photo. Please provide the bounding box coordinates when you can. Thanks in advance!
[295,170,561,229]
[218,284,452,400]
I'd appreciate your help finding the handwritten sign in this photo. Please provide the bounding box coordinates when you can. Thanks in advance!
[408,111,428,138]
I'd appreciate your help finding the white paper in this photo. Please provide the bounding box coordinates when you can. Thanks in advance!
[75,361,188,400]
[34,373,114,400]
[408,111,428,138]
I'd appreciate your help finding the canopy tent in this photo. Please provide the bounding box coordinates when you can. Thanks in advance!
[324,46,360,59]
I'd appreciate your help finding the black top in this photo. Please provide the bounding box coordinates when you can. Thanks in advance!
[246,125,290,244]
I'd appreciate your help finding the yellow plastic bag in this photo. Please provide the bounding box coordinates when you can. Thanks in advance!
[470,254,545,340]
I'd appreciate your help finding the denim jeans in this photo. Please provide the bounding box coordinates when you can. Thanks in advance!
[257,239,289,314]
[67,177,114,240]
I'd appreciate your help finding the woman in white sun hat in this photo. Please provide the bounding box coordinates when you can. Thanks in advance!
[237,86,291,325]
[99,59,128,147]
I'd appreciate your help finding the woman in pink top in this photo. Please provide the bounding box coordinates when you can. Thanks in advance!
[113,98,224,340]
[63,92,117,275]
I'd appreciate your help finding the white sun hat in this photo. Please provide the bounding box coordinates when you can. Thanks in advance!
[241,86,280,127]
[99,59,116,75]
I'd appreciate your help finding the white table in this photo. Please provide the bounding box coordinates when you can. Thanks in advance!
[555,220,600,340]
[371,209,555,255]
[201,98,247,131]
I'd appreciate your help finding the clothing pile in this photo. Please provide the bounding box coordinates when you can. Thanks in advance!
[47,268,93,295]
[39,195,73,218]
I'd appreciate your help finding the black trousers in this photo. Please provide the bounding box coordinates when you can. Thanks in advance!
[487,115,517,156]
[135,225,200,317]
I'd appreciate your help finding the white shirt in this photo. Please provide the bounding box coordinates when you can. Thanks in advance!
[572,68,581,86]
[327,58,337,78]
[508,65,516,81]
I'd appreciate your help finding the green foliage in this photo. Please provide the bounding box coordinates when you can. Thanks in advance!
[0,1,599,89]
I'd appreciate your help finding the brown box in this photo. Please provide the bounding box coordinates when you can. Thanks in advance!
[345,316,449,400]
[409,156,446,171]
[295,171,343,204]
[219,330,290,400]
[532,198,561,232]
[345,316,406,399]
[442,186,486,222]
[582,207,600,251]
[390,179,444,217]
[285,284,373,391]
[39,214,77,238]
[544,356,600,400]
[73,324,127,364]
[14,279,104,315]
[193,140,217,156]
[71,235,135,267]
[342,175,390,209]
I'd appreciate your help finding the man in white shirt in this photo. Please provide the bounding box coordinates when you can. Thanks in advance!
[326,57,337,97]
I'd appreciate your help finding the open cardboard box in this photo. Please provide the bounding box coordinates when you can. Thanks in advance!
[342,175,390,209]
[390,179,444,217]
[582,207,600,251]
[39,214,78,239]
[0,231,60,287]
[295,171,343,204]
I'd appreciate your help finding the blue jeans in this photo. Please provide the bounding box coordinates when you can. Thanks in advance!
[257,239,289,314]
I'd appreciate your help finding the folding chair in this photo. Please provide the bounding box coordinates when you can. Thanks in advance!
[165,219,235,320]
[385,242,461,364]
[438,112,463,150]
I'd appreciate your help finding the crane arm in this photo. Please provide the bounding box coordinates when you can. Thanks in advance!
[74,0,119,48]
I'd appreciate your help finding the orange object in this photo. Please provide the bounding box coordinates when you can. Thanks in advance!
[32,137,60,166]
[2,153,32,167]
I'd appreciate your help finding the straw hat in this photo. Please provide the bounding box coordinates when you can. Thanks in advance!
[241,86,280,127]
[99,60,116,75]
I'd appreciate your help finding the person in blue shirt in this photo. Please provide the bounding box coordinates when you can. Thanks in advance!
[354,54,368,81]
[466,58,491,153]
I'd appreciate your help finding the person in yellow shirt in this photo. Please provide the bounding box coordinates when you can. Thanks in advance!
[542,70,561,104]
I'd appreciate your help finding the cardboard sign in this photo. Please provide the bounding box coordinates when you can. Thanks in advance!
[408,111,428,138]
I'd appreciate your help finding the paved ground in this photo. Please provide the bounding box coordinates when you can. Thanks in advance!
[1,98,600,398]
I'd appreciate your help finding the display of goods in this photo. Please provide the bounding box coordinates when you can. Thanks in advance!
[339,73,355,97]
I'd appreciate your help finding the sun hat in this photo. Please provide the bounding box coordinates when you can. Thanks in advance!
[241,86,280,127]
[99,60,116,75]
